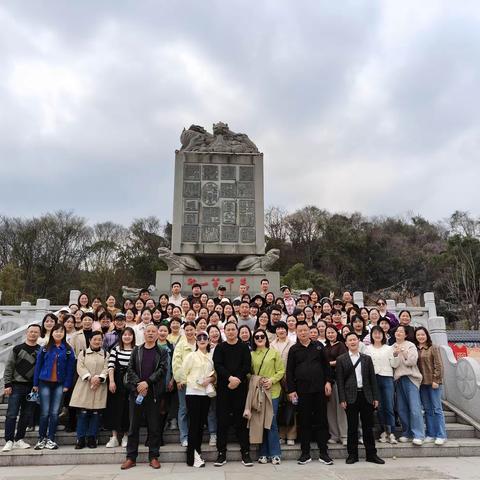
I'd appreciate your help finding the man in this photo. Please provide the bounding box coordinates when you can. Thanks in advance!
[376,298,399,329]
[237,301,256,331]
[213,322,252,467]
[259,278,270,297]
[103,313,126,352]
[286,321,333,465]
[2,324,41,452]
[213,285,227,305]
[233,283,249,302]
[168,281,184,307]
[336,332,385,465]
[299,290,311,305]
[342,291,353,304]
[122,324,168,470]
[187,283,202,303]
[269,306,283,326]
[139,288,151,303]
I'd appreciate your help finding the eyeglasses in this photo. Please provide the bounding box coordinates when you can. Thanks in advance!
[196,334,208,341]
[254,334,266,340]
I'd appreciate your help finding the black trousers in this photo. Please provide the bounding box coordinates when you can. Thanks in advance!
[216,386,249,454]
[186,395,210,465]
[346,390,377,457]
[297,391,329,455]
[126,393,161,461]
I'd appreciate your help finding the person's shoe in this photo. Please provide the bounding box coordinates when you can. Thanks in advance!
[209,434,217,446]
[13,439,30,449]
[424,436,435,443]
[319,452,333,465]
[87,436,97,449]
[366,454,385,464]
[121,459,136,470]
[435,438,446,445]
[241,452,253,467]
[2,441,14,452]
[75,438,86,449]
[358,438,364,445]
[26,426,35,432]
[271,456,281,465]
[149,457,161,469]
[328,438,337,444]
[279,438,285,444]
[379,432,388,443]
[412,438,423,446]
[297,454,312,465]
[214,452,227,467]
[34,438,46,450]
[44,439,58,450]
[258,456,268,464]
[106,436,119,448]
[169,418,178,430]
[181,439,188,447]
[346,454,359,464]
[193,450,205,468]
[287,439,295,446]
[398,436,411,443]
[388,433,397,444]
[121,436,128,448]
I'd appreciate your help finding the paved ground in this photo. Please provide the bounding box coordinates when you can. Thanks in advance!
[0,457,478,480]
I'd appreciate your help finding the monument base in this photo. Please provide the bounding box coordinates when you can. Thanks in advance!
[154,270,280,297]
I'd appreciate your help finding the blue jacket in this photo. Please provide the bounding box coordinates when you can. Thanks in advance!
[33,343,76,389]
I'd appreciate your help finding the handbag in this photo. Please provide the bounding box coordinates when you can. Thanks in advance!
[206,383,216,398]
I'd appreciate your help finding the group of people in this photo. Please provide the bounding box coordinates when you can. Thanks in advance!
[3,280,446,470]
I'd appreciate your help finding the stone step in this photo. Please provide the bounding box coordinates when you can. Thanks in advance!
[1,438,480,466]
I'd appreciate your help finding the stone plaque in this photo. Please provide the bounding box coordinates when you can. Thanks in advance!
[222,200,236,225]
[221,225,239,242]
[182,225,199,242]
[240,227,256,243]
[237,181,255,198]
[184,164,201,181]
[184,200,199,212]
[239,166,254,181]
[221,165,236,180]
[201,182,219,206]
[239,200,255,227]
[183,182,201,199]
[220,182,237,198]
[202,207,220,224]
[202,164,218,181]
[201,225,220,243]
[184,213,198,225]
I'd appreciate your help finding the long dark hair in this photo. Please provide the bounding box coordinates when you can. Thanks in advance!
[415,326,432,348]
[118,326,136,350]
[45,324,69,351]
[252,328,270,351]
[370,325,387,345]
[41,313,58,337]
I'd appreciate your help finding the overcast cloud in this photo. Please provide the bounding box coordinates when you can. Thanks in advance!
[1,0,479,225]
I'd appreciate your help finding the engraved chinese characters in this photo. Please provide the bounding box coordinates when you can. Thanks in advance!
[181,162,256,244]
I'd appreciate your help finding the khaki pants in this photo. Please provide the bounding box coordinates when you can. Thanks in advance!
[327,383,347,442]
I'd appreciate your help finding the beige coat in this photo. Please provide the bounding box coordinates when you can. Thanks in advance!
[70,330,87,357]
[243,375,273,444]
[69,348,109,410]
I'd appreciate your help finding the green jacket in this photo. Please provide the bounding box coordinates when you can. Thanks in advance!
[251,347,285,399]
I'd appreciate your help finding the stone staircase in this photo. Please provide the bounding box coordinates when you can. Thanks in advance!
[0,402,478,466]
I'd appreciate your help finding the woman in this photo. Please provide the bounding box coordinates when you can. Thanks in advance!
[364,326,398,443]
[379,317,392,344]
[206,325,222,446]
[97,311,113,334]
[70,312,95,356]
[158,294,170,319]
[63,314,76,344]
[122,298,134,312]
[185,309,197,323]
[145,298,156,310]
[91,297,103,312]
[133,298,145,324]
[313,302,323,322]
[324,324,348,445]
[286,315,297,343]
[207,325,222,353]
[351,315,368,341]
[167,317,183,345]
[171,306,183,320]
[239,325,253,350]
[321,301,332,315]
[281,286,295,315]
[124,308,137,328]
[415,327,446,445]
[199,293,209,307]
[360,307,370,326]
[270,322,296,446]
[195,317,208,333]
[182,331,215,467]
[38,313,57,346]
[303,306,315,326]
[134,308,154,345]
[207,311,223,331]
[206,298,216,314]
[191,299,202,316]
[181,299,191,317]
[70,331,108,449]
[264,292,275,308]
[250,329,285,465]
[33,324,76,450]
[221,303,234,322]
[106,295,120,318]
[393,325,425,445]
[255,311,275,342]
[73,309,83,330]
[78,293,92,313]
[172,321,197,447]
[309,291,319,306]
[316,319,328,346]
[198,307,209,321]
[152,307,164,326]
[105,327,136,448]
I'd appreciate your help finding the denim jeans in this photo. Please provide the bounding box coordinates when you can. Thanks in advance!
[38,381,64,441]
[395,376,425,439]
[76,409,101,439]
[376,375,396,431]
[259,397,281,458]
[420,385,447,439]
[177,387,188,443]
[5,384,35,442]
[207,398,217,435]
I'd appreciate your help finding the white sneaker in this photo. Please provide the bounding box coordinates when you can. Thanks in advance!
[258,456,268,464]
[106,436,119,448]
[412,438,423,446]
[121,436,128,448]
[398,436,411,443]
[379,432,387,443]
[44,439,58,450]
[193,450,205,468]
[435,438,446,445]
[287,439,295,446]
[389,433,397,444]
[359,437,364,445]
[328,438,337,444]
[13,439,30,449]
[34,439,46,450]
[181,440,188,447]
[424,436,435,443]
[209,434,217,446]
[279,438,285,444]
[169,419,178,430]
[342,439,348,446]
[2,441,14,452]
[272,456,281,465]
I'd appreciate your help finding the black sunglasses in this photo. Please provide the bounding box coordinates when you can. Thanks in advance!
[254,334,266,340]
[196,334,208,341]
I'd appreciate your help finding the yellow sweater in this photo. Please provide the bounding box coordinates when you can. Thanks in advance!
[181,350,215,392]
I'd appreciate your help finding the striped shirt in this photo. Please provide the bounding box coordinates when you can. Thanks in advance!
[108,346,133,370]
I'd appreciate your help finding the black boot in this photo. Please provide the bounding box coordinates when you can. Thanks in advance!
[87,436,97,449]
[75,437,86,449]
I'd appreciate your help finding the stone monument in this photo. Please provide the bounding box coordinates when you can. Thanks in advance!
[154,122,280,296]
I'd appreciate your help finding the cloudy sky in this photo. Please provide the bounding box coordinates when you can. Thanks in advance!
[1,0,479,225]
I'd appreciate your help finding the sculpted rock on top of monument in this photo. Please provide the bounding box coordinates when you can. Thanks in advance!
[158,247,202,273]
[236,248,280,273]
[180,122,259,153]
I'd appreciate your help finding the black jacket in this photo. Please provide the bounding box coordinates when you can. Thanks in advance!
[213,340,251,391]
[286,340,333,394]
[126,344,168,401]
[336,352,378,405]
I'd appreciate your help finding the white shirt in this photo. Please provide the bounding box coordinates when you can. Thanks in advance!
[364,344,398,377]
[134,323,149,345]
[169,294,184,307]
[349,351,363,388]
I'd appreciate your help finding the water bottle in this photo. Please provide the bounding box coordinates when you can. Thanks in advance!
[135,394,144,405]
[292,396,298,406]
